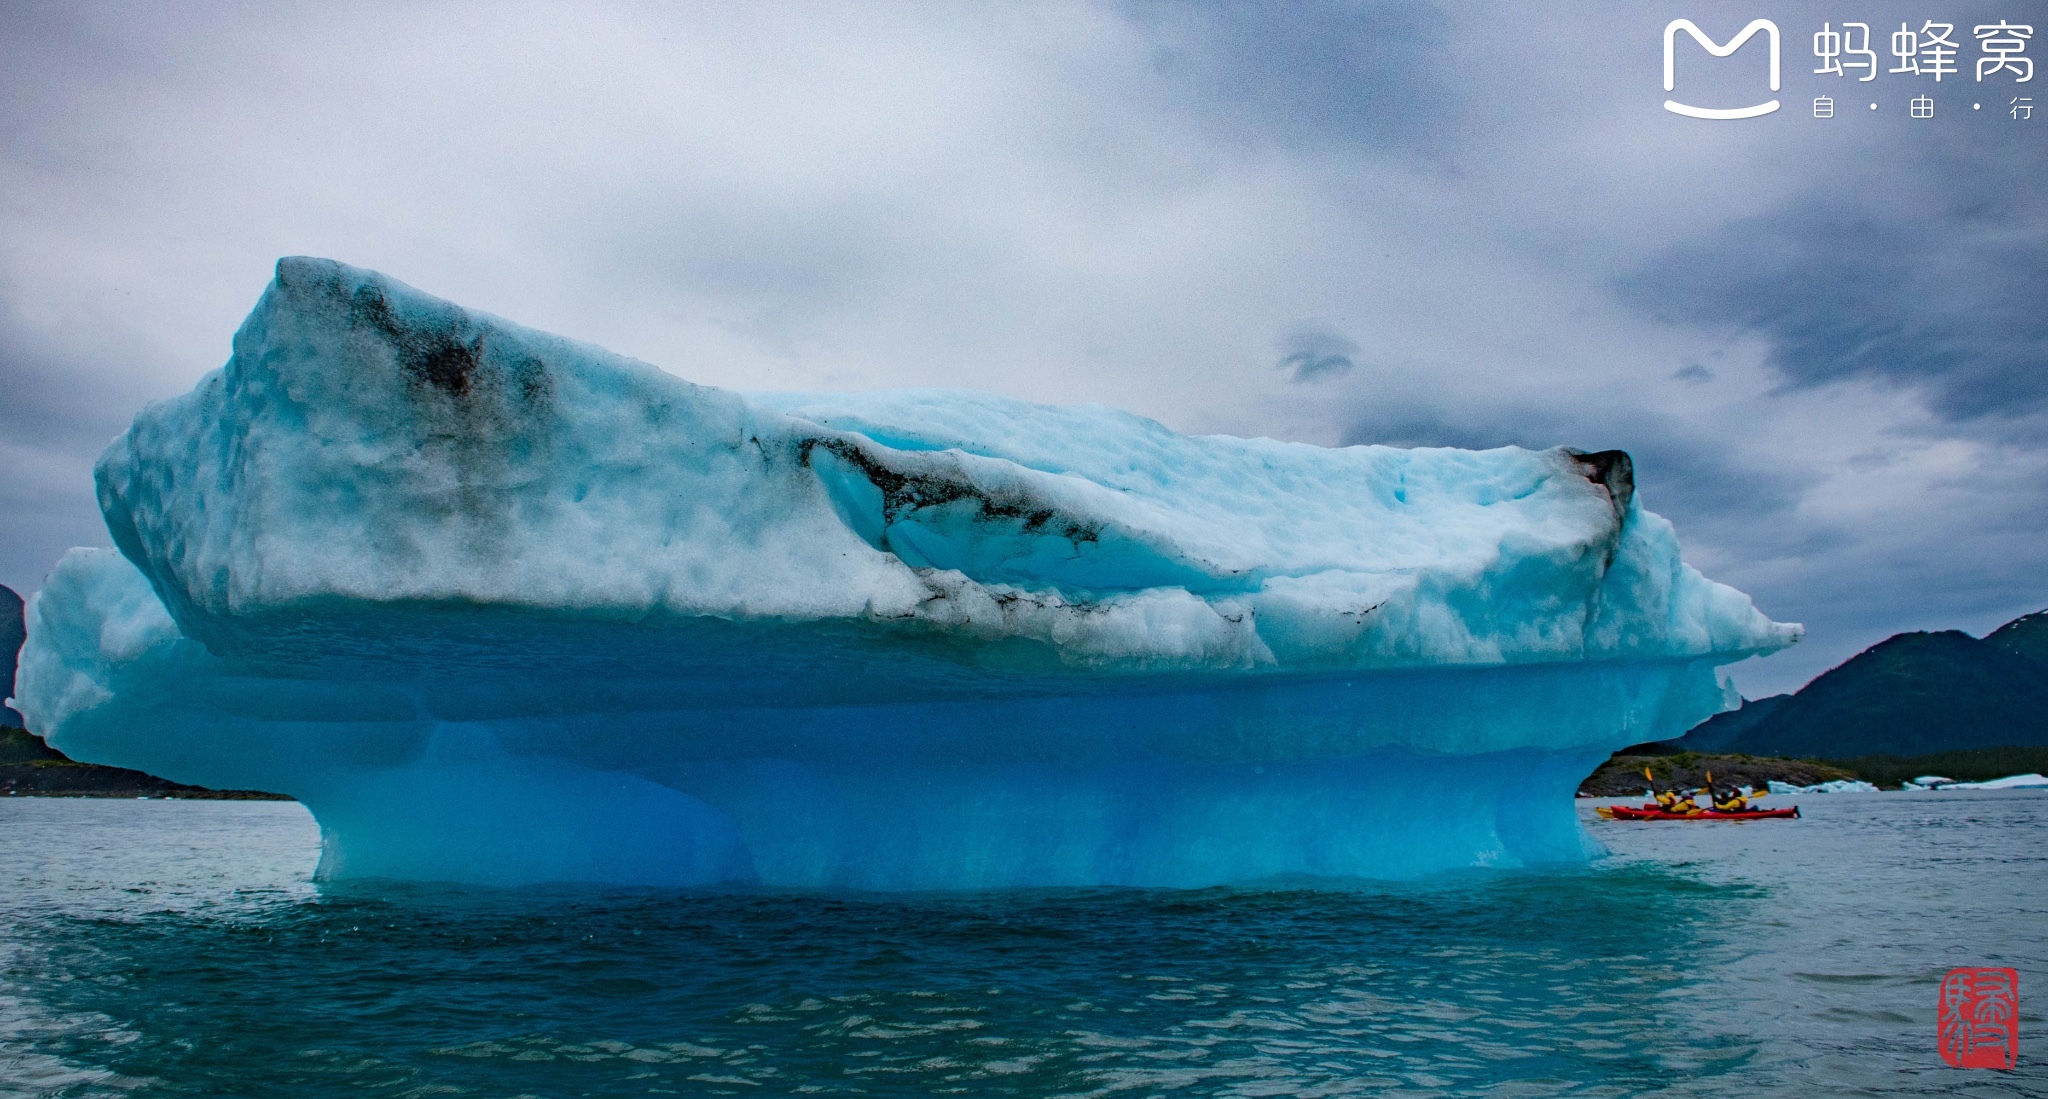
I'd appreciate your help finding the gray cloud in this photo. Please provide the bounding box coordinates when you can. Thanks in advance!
[1631,209,2048,426]
[1622,130,2048,432]
[1276,322,1359,381]
[1122,0,1461,158]
[0,325,127,593]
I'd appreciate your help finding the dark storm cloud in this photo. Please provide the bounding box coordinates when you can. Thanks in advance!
[1619,432,1810,552]
[1622,149,2048,429]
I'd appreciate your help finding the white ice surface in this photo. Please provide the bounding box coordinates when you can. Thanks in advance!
[1768,779,1882,795]
[1904,774,2048,790]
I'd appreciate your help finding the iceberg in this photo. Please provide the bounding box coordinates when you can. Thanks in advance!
[1958,774,2048,789]
[1767,778,1881,796]
[1903,773,2048,791]
[12,258,1799,889]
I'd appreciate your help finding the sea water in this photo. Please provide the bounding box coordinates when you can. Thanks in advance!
[1,792,2041,1097]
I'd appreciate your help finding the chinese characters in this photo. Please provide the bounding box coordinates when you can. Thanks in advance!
[1814,22,1879,78]
[1976,22,2034,80]
[1937,967,2019,1071]
[1890,21,1960,79]
[1813,20,2032,82]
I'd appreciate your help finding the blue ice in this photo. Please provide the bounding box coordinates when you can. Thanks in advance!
[13,258,1798,888]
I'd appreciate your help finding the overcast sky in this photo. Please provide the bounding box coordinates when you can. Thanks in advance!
[3,0,2043,696]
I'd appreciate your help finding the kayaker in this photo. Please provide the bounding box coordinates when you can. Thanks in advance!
[1644,767,1683,812]
[1705,770,1752,813]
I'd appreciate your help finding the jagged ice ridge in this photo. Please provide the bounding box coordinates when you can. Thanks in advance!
[13,258,1799,888]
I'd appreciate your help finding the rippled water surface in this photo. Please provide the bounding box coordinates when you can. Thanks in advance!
[2,791,2042,1097]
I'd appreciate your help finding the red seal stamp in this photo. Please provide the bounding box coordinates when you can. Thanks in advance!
[1938,967,2019,1070]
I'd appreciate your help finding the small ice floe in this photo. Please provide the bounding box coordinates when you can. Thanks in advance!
[1903,773,2048,791]
[1767,779,1880,795]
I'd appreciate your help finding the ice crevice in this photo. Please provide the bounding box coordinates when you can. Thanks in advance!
[13,257,1798,888]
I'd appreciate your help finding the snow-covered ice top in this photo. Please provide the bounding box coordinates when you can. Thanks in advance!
[89,258,1795,683]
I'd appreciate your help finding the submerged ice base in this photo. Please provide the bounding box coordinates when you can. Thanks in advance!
[16,258,1797,888]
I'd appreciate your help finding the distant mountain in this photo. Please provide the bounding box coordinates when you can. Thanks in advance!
[1988,609,2048,664]
[1672,693,1786,752]
[2,584,23,727]
[1672,609,2048,758]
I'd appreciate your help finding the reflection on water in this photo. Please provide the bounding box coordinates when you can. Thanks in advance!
[1,792,2042,1096]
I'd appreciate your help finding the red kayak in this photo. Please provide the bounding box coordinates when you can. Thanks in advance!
[1596,804,1799,821]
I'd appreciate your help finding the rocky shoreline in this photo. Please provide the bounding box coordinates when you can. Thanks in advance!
[1577,751,1854,797]
[1577,744,2048,797]
[1,727,290,800]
